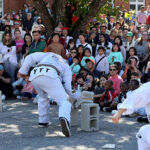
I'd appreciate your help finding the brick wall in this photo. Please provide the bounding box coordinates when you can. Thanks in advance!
[114,0,130,10]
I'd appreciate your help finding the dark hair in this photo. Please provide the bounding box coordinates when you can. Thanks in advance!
[99,33,109,47]
[110,64,118,70]
[76,74,85,81]
[84,48,91,55]
[32,30,41,34]
[78,33,86,38]
[129,56,138,63]
[100,75,108,80]
[51,33,60,38]
[130,79,140,87]
[112,44,121,52]
[14,29,21,34]
[24,33,32,43]
[106,80,113,86]
[129,47,137,55]
[2,32,13,45]
[4,25,11,32]
[73,56,80,62]
[98,46,105,52]
[114,36,123,46]
[131,72,139,77]
[77,45,84,56]
[67,39,76,50]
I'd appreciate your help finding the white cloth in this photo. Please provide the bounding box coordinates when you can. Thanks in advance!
[137,125,150,150]
[0,42,17,65]
[32,76,71,123]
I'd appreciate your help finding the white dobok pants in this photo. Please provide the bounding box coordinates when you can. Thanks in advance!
[32,76,71,123]
[137,125,150,150]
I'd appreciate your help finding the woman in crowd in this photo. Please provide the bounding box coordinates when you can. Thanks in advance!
[0,32,17,82]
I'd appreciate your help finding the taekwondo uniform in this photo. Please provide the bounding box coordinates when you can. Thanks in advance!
[19,52,79,126]
[118,82,150,150]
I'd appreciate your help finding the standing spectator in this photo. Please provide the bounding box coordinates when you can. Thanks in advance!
[109,64,123,96]
[77,45,84,61]
[70,57,80,75]
[0,32,17,82]
[62,27,73,45]
[76,33,92,54]
[23,13,34,32]
[136,6,147,25]
[46,33,65,58]
[12,20,26,39]
[95,33,112,56]
[108,16,115,30]
[109,29,118,44]
[14,29,24,62]
[68,48,78,65]
[28,30,46,55]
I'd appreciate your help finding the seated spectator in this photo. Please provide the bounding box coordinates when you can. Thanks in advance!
[108,44,123,66]
[46,33,65,58]
[0,32,17,82]
[82,73,95,92]
[66,39,76,58]
[109,64,123,96]
[76,74,85,91]
[122,56,142,82]
[77,45,84,61]
[99,80,117,111]
[85,59,100,78]
[62,27,73,45]
[95,46,109,75]
[22,33,32,56]
[68,48,78,65]
[81,48,95,68]
[14,29,24,62]
[70,57,81,75]
[18,75,37,100]
[79,67,89,79]
[28,30,46,55]
[0,64,13,98]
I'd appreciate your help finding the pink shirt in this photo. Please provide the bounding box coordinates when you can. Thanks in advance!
[15,39,24,52]
[109,75,123,96]
[22,82,36,94]
[137,12,147,24]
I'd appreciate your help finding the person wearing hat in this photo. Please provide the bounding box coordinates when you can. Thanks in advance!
[0,63,13,98]
[62,27,73,45]
[123,31,135,55]
[85,58,100,78]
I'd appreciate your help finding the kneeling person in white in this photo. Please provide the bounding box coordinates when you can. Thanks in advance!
[112,82,150,150]
[19,52,78,137]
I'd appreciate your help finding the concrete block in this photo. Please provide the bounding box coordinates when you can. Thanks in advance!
[70,108,79,126]
[81,103,99,131]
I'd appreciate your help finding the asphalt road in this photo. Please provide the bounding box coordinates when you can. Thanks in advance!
[0,100,146,150]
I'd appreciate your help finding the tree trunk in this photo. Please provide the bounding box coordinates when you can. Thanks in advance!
[72,0,108,38]
[32,0,54,36]
[52,0,67,27]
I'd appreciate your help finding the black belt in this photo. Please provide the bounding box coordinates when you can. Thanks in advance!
[36,64,60,75]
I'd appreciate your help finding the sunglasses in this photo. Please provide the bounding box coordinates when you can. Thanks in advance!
[110,69,116,71]
[71,52,77,54]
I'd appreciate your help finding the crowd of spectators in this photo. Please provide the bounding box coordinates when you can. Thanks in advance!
[0,3,150,122]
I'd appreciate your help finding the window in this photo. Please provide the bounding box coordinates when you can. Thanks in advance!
[0,0,3,17]
[130,0,145,13]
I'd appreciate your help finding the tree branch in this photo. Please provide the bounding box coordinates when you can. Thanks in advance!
[72,0,108,38]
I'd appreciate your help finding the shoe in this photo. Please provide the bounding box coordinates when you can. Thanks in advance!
[59,117,71,137]
[2,95,6,101]
[38,122,51,128]
[137,116,149,123]
[17,96,21,100]
[103,107,112,112]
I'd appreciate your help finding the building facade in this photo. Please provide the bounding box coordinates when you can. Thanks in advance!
[0,0,150,17]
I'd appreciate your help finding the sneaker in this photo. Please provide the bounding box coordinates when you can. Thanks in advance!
[137,116,149,123]
[17,96,21,100]
[38,122,51,128]
[103,107,112,112]
[59,117,71,137]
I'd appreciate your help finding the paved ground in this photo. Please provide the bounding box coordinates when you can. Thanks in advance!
[0,100,146,150]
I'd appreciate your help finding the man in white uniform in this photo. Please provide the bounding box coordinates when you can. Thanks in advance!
[112,82,150,150]
[18,52,79,137]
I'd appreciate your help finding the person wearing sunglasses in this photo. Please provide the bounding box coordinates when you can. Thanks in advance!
[108,64,123,96]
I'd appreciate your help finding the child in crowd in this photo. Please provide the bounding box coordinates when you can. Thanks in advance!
[81,48,95,68]
[108,44,123,66]
[76,74,85,92]
[18,75,37,100]
[70,57,81,75]
[99,80,117,111]
[95,46,109,75]
[77,45,84,61]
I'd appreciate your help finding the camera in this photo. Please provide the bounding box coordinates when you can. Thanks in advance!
[85,79,90,84]
[128,59,132,65]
